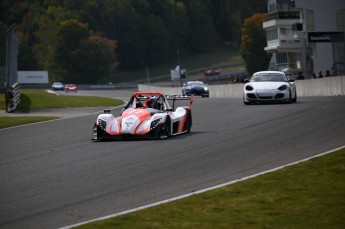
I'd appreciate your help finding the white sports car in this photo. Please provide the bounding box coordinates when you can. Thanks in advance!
[243,71,297,105]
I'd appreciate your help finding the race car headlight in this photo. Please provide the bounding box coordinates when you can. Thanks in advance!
[245,85,254,91]
[98,119,107,129]
[204,87,208,91]
[278,85,288,91]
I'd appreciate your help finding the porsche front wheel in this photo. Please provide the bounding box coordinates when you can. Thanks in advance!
[243,94,250,105]
[292,90,297,103]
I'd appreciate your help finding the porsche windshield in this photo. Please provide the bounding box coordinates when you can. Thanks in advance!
[251,73,287,82]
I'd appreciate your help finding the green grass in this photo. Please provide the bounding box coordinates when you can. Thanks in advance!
[0,90,123,110]
[18,90,123,108]
[0,116,59,128]
[108,45,242,83]
[77,148,345,229]
[0,90,124,128]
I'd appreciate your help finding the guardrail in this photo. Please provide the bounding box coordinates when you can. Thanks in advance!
[5,82,20,112]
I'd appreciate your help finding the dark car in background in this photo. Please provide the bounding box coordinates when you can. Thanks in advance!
[182,81,209,97]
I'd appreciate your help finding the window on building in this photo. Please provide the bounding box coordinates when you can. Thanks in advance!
[288,53,297,68]
[276,53,288,64]
[306,10,315,31]
[267,28,278,41]
[336,9,345,31]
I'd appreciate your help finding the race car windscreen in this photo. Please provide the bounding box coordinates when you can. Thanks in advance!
[251,73,287,82]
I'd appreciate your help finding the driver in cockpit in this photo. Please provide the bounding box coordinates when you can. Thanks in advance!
[144,97,162,110]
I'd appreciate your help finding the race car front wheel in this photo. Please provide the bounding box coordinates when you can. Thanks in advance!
[157,117,171,140]
[91,123,99,140]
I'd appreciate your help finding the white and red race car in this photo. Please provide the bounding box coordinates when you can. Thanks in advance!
[91,92,193,140]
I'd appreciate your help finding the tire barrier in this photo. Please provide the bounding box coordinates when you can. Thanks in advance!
[5,83,20,113]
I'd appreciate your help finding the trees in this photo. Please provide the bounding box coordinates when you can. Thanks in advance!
[33,6,68,73]
[240,13,270,75]
[103,0,189,68]
[54,19,117,83]
[184,0,219,53]
[0,22,7,66]
[0,0,268,82]
[203,0,266,45]
[69,35,117,83]
[54,19,89,82]
[103,0,147,68]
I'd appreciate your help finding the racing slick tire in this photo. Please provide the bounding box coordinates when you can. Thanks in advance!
[185,110,192,133]
[156,117,171,140]
[287,90,292,104]
[243,94,251,105]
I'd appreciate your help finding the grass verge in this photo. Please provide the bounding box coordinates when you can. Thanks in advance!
[0,90,124,128]
[77,148,345,229]
[0,90,123,110]
[18,90,123,109]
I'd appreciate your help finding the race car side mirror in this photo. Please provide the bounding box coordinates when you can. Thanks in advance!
[104,109,111,114]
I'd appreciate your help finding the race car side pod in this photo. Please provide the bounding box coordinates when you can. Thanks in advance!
[166,95,194,110]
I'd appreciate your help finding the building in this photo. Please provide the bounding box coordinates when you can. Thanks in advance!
[263,0,345,78]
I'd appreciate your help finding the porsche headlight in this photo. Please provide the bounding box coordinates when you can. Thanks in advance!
[204,87,208,91]
[245,85,254,91]
[278,85,288,91]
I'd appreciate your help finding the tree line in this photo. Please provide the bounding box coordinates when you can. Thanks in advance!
[0,0,267,83]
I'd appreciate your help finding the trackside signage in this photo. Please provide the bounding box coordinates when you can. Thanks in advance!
[308,32,344,43]
[18,71,49,84]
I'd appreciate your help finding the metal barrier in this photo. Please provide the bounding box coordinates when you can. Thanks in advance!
[139,75,345,98]
[5,83,20,112]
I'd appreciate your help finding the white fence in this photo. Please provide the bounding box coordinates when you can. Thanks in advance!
[138,75,345,98]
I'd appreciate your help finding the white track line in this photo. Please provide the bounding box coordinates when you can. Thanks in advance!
[60,145,345,229]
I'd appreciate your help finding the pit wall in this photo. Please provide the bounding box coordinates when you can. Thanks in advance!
[138,75,345,98]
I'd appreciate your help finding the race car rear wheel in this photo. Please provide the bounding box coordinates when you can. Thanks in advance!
[185,110,192,133]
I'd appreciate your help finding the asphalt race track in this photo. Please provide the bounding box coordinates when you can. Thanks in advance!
[1,92,345,229]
